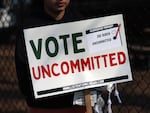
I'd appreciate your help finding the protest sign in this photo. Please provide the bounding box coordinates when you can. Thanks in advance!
[24,14,132,99]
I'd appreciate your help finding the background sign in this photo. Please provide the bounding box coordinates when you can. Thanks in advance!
[24,14,132,99]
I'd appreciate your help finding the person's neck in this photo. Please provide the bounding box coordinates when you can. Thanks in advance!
[44,7,65,21]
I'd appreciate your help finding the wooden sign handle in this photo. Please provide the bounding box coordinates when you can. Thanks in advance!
[84,90,93,113]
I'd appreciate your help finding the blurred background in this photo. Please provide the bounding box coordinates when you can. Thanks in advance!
[0,0,150,113]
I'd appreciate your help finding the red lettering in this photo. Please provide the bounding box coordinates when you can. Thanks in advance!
[31,51,127,81]
[94,56,101,69]
[101,54,108,67]
[118,52,126,64]
[81,58,91,71]
[52,63,60,76]
[70,59,81,73]
[61,61,70,75]
[32,66,41,80]
[91,57,95,70]
[109,53,117,66]
[41,65,51,78]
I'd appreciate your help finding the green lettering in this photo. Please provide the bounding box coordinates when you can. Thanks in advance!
[72,32,85,54]
[59,34,70,55]
[29,39,42,59]
[46,37,59,57]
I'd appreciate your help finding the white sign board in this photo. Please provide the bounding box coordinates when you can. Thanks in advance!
[24,14,132,99]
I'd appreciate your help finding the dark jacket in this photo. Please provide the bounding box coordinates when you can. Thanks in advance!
[15,6,82,108]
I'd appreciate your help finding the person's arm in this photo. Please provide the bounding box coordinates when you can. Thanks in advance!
[15,29,34,99]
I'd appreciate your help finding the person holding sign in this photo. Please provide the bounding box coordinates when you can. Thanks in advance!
[15,0,86,113]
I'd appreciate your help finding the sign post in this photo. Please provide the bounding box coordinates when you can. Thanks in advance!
[84,90,93,113]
